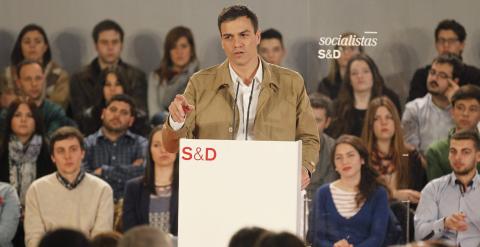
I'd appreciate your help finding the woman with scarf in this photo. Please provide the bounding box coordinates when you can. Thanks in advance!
[0,98,55,247]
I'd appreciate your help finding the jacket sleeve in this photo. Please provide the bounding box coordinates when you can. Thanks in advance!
[91,184,114,236]
[425,143,447,181]
[311,187,334,247]
[122,180,139,232]
[131,70,148,113]
[356,188,389,247]
[294,74,320,172]
[24,185,45,247]
[69,73,88,123]
[0,184,20,244]
[147,72,161,119]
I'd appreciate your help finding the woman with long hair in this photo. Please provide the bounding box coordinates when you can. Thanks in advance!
[310,135,389,247]
[328,54,401,138]
[122,126,179,235]
[80,67,149,136]
[0,24,69,109]
[147,26,199,125]
[361,96,426,203]
[317,32,363,100]
[0,98,55,247]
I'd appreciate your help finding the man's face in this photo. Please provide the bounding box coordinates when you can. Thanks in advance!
[95,30,123,66]
[435,29,465,56]
[16,63,44,101]
[258,38,285,65]
[51,137,85,177]
[101,100,134,133]
[451,99,480,131]
[426,62,455,96]
[449,139,480,176]
[312,107,330,135]
[220,16,260,68]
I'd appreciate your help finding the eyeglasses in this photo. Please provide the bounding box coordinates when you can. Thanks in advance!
[436,38,459,45]
[428,69,451,80]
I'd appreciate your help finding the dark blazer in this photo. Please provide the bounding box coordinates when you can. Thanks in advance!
[122,176,178,235]
[0,138,55,183]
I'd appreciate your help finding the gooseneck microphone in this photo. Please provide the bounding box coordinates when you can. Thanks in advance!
[231,81,240,140]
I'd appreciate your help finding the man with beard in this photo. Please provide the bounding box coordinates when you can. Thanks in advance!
[407,19,480,102]
[83,94,147,202]
[402,54,462,155]
[426,85,480,181]
[414,130,480,247]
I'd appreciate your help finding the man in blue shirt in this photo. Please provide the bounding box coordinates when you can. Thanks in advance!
[415,129,480,246]
[83,94,147,201]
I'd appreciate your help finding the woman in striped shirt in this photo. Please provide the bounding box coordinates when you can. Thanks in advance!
[310,135,390,247]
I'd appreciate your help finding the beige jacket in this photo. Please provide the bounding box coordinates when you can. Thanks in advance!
[163,59,319,172]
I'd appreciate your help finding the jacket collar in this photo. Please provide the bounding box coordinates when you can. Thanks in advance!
[213,58,280,92]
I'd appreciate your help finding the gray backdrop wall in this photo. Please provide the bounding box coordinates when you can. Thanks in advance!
[1,0,479,103]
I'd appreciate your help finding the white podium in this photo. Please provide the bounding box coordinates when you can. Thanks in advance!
[178,139,303,247]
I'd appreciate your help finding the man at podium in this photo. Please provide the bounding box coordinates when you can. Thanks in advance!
[162,5,319,189]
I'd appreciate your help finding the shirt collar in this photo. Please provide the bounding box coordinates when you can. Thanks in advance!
[96,128,135,140]
[56,170,86,190]
[228,57,263,87]
[448,171,480,190]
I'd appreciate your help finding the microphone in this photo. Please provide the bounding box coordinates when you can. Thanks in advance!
[245,78,255,140]
[231,80,240,140]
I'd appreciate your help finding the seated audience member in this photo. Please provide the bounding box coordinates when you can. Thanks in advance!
[258,28,286,66]
[362,96,427,204]
[317,32,363,100]
[147,26,199,126]
[402,54,462,155]
[80,67,149,136]
[310,135,389,247]
[70,19,147,125]
[229,227,269,247]
[415,130,480,247]
[0,99,55,247]
[407,19,480,102]
[24,127,113,247]
[38,228,92,247]
[118,226,172,247]
[91,231,122,247]
[0,60,73,135]
[328,54,401,138]
[426,85,480,181]
[122,126,178,234]
[306,93,337,199]
[0,182,20,247]
[253,231,304,247]
[84,94,147,229]
[0,24,69,109]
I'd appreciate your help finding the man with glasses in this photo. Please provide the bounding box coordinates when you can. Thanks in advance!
[402,54,462,155]
[407,19,480,102]
[425,84,480,181]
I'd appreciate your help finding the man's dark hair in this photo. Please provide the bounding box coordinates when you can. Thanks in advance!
[49,126,85,153]
[261,28,283,47]
[435,19,466,43]
[105,94,136,117]
[218,5,258,33]
[92,19,124,43]
[451,129,480,150]
[431,53,463,80]
[451,85,480,107]
[16,60,44,78]
[309,92,333,118]
[228,227,268,247]
[39,228,91,247]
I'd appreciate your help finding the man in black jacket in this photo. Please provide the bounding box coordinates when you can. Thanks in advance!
[70,19,147,127]
[407,19,480,102]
